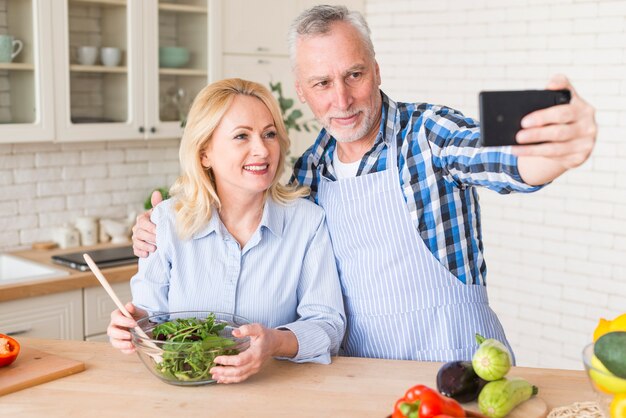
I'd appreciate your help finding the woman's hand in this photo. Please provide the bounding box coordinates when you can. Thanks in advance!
[209,324,298,384]
[106,302,147,354]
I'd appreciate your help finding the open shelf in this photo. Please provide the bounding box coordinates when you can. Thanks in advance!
[159,3,207,14]
[0,63,35,71]
[69,0,126,7]
[70,64,127,73]
[159,68,207,76]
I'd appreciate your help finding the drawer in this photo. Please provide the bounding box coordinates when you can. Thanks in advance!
[83,281,132,337]
[0,290,83,340]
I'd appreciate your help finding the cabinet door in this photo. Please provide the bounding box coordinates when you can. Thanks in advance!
[222,0,298,56]
[83,281,131,338]
[143,0,212,140]
[0,0,55,143]
[52,0,145,142]
[0,290,83,340]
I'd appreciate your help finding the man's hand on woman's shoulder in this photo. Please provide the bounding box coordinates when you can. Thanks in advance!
[132,190,163,257]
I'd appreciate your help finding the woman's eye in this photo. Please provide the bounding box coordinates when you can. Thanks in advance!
[264,131,277,139]
[234,133,247,140]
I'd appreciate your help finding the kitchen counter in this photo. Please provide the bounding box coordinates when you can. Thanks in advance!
[3,338,596,418]
[0,244,137,302]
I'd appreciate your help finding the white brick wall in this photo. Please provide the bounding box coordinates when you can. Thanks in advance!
[0,140,180,251]
[369,0,626,369]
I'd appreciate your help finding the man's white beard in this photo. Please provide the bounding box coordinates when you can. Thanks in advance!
[322,107,374,143]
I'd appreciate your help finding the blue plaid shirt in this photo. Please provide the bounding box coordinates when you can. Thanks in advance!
[291,91,541,286]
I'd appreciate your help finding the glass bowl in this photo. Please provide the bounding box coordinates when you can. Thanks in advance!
[130,311,250,386]
[582,342,626,417]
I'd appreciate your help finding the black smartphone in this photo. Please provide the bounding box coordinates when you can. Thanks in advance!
[479,89,571,146]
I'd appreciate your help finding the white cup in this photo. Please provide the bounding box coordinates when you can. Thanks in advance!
[77,46,98,65]
[75,216,99,246]
[100,47,121,67]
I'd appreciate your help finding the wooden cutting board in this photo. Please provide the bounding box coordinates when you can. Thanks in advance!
[464,396,548,417]
[0,344,85,396]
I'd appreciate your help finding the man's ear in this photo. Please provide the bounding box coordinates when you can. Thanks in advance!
[375,60,381,86]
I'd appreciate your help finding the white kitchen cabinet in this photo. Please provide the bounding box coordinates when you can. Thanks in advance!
[83,280,131,340]
[0,290,83,340]
[52,0,217,142]
[0,0,55,143]
[222,0,298,56]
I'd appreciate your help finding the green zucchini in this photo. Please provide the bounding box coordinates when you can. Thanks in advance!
[478,377,538,418]
[472,333,512,381]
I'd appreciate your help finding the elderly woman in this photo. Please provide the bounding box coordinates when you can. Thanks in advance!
[107,78,345,384]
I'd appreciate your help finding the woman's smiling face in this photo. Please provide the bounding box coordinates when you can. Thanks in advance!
[201,95,281,201]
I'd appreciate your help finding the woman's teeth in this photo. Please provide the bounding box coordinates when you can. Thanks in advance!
[244,164,268,172]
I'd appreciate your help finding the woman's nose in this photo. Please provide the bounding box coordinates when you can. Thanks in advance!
[251,136,269,157]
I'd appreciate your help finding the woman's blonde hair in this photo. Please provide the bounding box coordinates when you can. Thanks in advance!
[169,78,309,240]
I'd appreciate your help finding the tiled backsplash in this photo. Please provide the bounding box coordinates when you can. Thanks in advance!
[0,139,180,251]
[370,0,626,369]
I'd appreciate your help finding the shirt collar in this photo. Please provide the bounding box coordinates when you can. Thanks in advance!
[191,197,284,240]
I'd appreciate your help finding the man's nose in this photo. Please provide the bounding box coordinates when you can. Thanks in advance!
[333,81,352,111]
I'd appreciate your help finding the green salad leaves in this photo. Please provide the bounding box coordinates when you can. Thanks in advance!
[151,313,240,382]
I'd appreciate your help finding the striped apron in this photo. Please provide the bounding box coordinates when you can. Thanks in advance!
[317,124,512,362]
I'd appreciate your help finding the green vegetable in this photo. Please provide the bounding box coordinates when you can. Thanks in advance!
[595,331,626,378]
[151,313,239,382]
[472,333,512,381]
[478,377,538,418]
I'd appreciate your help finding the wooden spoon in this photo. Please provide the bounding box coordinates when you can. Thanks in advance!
[82,253,162,362]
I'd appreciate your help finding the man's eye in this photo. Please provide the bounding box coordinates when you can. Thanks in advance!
[314,80,329,88]
[349,72,362,80]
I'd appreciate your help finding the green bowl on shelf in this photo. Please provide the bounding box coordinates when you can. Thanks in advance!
[159,46,190,68]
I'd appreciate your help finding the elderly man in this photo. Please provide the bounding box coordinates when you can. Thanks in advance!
[132,5,596,362]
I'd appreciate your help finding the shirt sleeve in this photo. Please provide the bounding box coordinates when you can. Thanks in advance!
[422,105,545,194]
[130,203,172,315]
[276,210,346,364]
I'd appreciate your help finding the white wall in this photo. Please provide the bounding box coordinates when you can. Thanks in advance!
[368,0,626,369]
[0,140,180,250]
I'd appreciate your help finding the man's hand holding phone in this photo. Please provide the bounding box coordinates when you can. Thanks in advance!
[483,74,597,186]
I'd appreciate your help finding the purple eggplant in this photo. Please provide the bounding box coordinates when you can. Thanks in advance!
[436,360,488,403]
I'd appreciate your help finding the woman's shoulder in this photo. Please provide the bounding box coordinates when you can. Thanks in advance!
[278,197,325,226]
[150,198,177,225]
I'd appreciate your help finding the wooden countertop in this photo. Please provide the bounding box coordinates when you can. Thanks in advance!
[0,244,137,302]
[2,338,596,418]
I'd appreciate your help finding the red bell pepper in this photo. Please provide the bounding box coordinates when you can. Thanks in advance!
[392,384,465,418]
[0,334,20,367]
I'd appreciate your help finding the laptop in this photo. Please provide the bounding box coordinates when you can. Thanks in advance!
[52,246,137,271]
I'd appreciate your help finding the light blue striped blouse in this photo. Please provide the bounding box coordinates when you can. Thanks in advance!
[131,197,346,364]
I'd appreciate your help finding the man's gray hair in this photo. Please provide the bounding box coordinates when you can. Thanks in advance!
[287,5,375,70]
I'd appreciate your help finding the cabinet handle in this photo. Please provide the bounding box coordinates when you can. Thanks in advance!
[150,127,156,134]
[139,126,145,133]
[256,46,269,52]
[6,328,32,336]
[257,59,270,65]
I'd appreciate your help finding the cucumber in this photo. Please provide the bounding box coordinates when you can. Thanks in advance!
[472,333,512,381]
[595,331,626,378]
[478,377,538,418]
